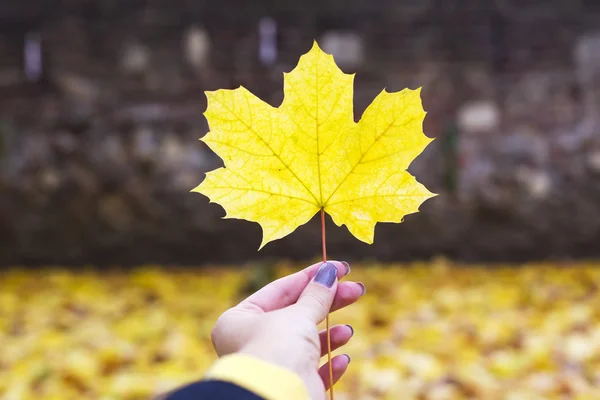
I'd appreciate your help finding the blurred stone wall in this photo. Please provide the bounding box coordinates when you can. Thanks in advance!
[0,0,599,265]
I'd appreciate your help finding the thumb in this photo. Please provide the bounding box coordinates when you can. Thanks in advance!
[295,262,338,323]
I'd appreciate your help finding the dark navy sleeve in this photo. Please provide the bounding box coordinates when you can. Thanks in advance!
[164,379,265,400]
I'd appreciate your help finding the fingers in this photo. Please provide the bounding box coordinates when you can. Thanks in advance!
[319,325,354,357]
[294,262,339,323]
[330,281,366,313]
[319,354,351,390]
[239,261,350,313]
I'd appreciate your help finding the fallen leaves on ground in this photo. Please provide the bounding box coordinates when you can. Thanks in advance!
[2,261,600,400]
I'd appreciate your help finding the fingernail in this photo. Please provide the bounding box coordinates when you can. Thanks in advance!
[314,262,337,288]
[357,282,366,296]
[344,354,351,364]
[341,261,351,275]
[346,324,354,336]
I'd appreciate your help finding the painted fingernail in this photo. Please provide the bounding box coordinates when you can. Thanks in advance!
[357,282,366,296]
[344,354,351,364]
[346,324,354,336]
[314,262,337,288]
[341,261,351,275]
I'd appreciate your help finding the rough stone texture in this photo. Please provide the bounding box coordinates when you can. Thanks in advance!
[0,1,599,265]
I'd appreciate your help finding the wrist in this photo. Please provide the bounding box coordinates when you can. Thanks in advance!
[239,341,297,375]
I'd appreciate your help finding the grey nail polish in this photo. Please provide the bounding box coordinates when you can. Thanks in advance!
[357,282,366,296]
[341,261,351,275]
[346,324,354,336]
[314,262,337,288]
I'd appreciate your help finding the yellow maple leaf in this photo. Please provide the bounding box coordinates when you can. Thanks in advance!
[193,42,436,248]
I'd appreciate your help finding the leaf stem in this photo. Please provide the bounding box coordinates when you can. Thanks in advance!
[321,209,334,400]
[321,209,327,263]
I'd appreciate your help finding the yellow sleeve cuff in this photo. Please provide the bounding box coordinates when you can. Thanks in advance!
[204,354,310,400]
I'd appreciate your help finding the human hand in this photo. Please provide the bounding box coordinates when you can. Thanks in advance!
[210,261,366,400]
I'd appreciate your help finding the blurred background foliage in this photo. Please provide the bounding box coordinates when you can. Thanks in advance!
[0,0,599,265]
[1,1,600,399]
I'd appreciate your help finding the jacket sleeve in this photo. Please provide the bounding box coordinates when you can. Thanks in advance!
[163,354,311,400]
[162,380,264,400]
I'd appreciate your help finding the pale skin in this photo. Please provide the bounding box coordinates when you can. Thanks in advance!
[211,261,366,400]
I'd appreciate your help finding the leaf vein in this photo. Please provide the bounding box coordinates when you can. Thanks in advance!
[212,91,318,204]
